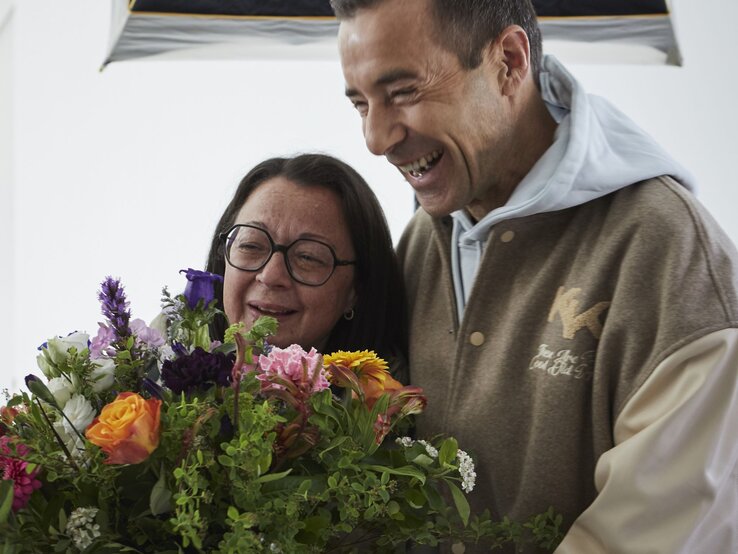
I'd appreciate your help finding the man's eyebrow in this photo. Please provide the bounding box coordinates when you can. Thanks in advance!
[345,69,418,98]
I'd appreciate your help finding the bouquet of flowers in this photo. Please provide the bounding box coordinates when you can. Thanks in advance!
[0,270,562,553]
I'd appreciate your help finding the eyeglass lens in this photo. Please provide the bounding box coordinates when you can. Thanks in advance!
[225,226,337,285]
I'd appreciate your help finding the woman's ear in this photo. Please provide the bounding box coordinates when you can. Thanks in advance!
[345,288,358,314]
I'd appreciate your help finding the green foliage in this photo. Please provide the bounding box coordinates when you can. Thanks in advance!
[1,282,563,553]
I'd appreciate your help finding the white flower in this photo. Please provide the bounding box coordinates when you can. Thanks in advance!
[457,449,477,493]
[53,394,96,458]
[90,358,115,392]
[47,377,74,408]
[395,437,439,459]
[395,436,415,448]
[158,344,175,363]
[46,332,90,365]
[36,353,56,379]
[63,394,96,432]
[66,507,101,550]
[417,439,439,458]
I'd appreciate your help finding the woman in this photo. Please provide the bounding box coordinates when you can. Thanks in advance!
[205,154,407,363]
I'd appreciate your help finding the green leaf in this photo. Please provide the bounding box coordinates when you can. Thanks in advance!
[217,455,234,467]
[302,514,331,534]
[150,471,173,516]
[410,453,435,467]
[0,480,13,524]
[363,464,426,485]
[246,316,278,344]
[227,506,240,521]
[421,483,445,512]
[438,437,459,467]
[404,488,426,509]
[446,481,470,527]
[254,469,292,484]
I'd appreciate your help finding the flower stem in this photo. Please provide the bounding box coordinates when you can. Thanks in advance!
[35,398,79,470]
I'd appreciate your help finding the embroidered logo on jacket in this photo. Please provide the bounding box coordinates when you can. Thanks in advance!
[548,286,611,340]
[529,344,594,380]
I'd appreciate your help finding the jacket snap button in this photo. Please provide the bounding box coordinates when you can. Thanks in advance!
[500,230,515,243]
[469,331,485,346]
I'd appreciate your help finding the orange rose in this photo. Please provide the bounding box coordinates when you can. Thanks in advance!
[86,392,161,464]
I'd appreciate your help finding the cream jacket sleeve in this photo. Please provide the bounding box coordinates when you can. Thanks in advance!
[555,328,738,554]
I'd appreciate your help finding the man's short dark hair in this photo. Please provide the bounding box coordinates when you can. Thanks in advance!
[331,0,543,80]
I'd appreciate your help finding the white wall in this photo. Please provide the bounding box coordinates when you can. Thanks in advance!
[3,0,738,392]
[0,0,14,393]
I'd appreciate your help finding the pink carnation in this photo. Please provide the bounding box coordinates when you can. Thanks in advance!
[257,345,329,394]
[0,436,42,511]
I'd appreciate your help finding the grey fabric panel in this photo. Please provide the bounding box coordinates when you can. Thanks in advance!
[103,14,339,65]
[104,4,681,66]
[540,15,682,64]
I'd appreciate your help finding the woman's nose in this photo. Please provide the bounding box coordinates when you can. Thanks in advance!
[255,252,292,287]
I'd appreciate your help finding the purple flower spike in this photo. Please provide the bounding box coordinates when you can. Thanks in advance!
[98,277,131,343]
[180,268,223,310]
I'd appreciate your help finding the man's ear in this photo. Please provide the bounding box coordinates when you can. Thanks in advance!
[488,25,531,97]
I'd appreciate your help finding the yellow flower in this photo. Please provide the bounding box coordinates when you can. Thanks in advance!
[324,350,399,408]
[323,350,388,372]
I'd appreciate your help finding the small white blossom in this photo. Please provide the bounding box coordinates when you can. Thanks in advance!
[395,436,415,448]
[395,437,439,459]
[67,507,101,550]
[457,449,476,493]
[417,439,438,458]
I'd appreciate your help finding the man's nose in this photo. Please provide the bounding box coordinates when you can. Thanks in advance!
[363,104,405,156]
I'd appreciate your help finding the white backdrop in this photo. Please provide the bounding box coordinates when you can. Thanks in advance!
[2,0,738,393]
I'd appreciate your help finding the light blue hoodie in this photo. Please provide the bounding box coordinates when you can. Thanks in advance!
[451,54,696,319]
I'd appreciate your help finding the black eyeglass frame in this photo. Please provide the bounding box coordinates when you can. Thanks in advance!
[219,224,357,287]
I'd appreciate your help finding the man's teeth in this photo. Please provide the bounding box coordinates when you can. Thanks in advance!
[399,150,442,177]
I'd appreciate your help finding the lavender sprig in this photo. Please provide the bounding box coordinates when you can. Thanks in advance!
[98,277,131,343]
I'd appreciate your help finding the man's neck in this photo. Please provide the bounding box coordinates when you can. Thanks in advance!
[467,90,558,222]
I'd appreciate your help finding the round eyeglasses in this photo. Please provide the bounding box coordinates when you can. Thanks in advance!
[220,224,356,287]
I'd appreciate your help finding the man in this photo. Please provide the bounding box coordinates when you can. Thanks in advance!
[332,0,738,552]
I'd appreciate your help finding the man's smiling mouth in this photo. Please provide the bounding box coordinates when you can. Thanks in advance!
[398,149,442,178]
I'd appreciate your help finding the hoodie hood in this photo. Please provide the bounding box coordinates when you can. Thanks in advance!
[454,54,696,242]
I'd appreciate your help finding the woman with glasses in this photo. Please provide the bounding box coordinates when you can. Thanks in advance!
[205,154,407,364]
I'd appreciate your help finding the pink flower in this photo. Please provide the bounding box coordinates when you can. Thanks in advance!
[0,436,42,511]
[257,345,329,395]
[89,323,116,359]
[130,318,165,349]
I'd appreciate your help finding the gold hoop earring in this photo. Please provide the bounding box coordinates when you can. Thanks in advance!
[343,308,355,321]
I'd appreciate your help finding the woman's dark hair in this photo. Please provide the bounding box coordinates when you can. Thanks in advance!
[331,0,543,82]
[206,154,407,361]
